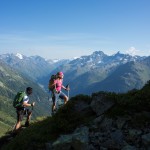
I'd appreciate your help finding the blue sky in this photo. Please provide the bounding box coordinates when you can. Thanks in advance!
[0,0,150,59]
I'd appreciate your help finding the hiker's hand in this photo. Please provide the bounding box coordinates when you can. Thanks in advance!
[66,87,70,91]
[31,102,35,107]
[53,89,58,93]
[65,84,70,91]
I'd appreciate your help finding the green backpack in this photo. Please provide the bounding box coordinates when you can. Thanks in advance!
[13,91,26,108]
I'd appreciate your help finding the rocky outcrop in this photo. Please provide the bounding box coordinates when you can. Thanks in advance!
[52,126,89,150]
[46,93,150,150]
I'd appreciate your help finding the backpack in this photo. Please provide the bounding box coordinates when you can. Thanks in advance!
[13,91,26,108]
[48,75,57,91]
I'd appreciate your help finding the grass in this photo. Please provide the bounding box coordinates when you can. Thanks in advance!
[0,121,11,137]
[1,94,95,150]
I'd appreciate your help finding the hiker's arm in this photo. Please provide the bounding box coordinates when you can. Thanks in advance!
[62,85,69,90]
[23,102,35,107]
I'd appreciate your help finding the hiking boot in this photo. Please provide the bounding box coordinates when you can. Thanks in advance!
[51,112,54,116]
[25,121,30,127]
[11,131,18,137]
[51,110,57,116]
[53,108,57,112]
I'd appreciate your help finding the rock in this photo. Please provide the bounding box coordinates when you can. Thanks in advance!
[45,142,53,150]
[72,126,89,150]
[142,133,150,147]
[128,129,142,137]
[93,115,104,125]
[90,93,114,116]
[110,130,124,145]
[101,139,121,149]
[115,117,129,129]
[121,144,137,150]
[99,118,113,131]
[52,134,72,150]
[52,126,89,150]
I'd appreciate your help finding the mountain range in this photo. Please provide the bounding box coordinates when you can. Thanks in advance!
[46,51,149,95]
[0,51,150,97]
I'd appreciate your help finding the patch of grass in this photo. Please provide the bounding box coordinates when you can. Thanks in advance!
[106,105,129,118]
[130,112,150,128]
[98,82,150,118]
[0,121,11,137]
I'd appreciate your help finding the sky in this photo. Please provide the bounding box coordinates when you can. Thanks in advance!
[0,0,150,59]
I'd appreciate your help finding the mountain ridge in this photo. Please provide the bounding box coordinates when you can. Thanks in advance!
[0,51,149,96]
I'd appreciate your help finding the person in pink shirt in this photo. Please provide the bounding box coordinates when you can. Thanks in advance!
[51,72,69,114]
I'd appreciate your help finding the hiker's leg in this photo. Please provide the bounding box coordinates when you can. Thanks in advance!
[64,95,68,104]
[15,121,21,130]
[52,94,56,112]
[52,103,56,112]
[27,110,32,122]
[25,109,32,127]
[14,109,24,130]
[59,92,68,104]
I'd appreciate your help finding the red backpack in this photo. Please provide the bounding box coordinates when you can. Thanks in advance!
[48,75,56,91]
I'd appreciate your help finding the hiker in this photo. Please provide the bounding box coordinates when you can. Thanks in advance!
[14,87,35,132]
[51,72,70,114]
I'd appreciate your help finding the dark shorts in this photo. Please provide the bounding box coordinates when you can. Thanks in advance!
[16,108,32,121]
[52,91,66,105]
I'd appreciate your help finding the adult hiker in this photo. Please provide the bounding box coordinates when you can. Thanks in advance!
[13,87,35,132]
[51,72,70,114]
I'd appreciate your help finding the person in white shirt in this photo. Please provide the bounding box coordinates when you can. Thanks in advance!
[14,87,35,131]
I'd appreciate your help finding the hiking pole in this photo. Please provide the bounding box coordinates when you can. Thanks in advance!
[66,84,69,100]
[31,102,35,111]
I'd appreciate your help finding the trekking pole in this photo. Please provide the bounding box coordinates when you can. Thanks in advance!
[12,122,17,132]
[31,102,35,111]
[66,84,69,100]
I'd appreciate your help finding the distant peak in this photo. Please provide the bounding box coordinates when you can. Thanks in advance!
[92,51,105,55]
[112,51,124,56]
[116,51,120,54]
[53,59,60,63]
[73,57,80,59]
[115,51,122,55]
[16,53,23,59]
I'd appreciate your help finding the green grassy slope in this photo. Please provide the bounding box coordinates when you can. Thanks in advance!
[0,60,51,138]
[1,95,93,150]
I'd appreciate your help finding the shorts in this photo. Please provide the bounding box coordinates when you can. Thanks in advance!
[52,91,66,105]
[16,108,32,121]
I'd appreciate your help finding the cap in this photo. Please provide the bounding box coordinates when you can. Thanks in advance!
[57,72,64,76]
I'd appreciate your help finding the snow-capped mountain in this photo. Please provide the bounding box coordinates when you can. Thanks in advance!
[48,51,148,95]
[47,58,71,67]
[0,51,149,95]
[0,53,70,88]
[52,50,145,81]
[15,53,24,59]
[84,56,150,94]
[68,51,145,68]
[0,53,52,83]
